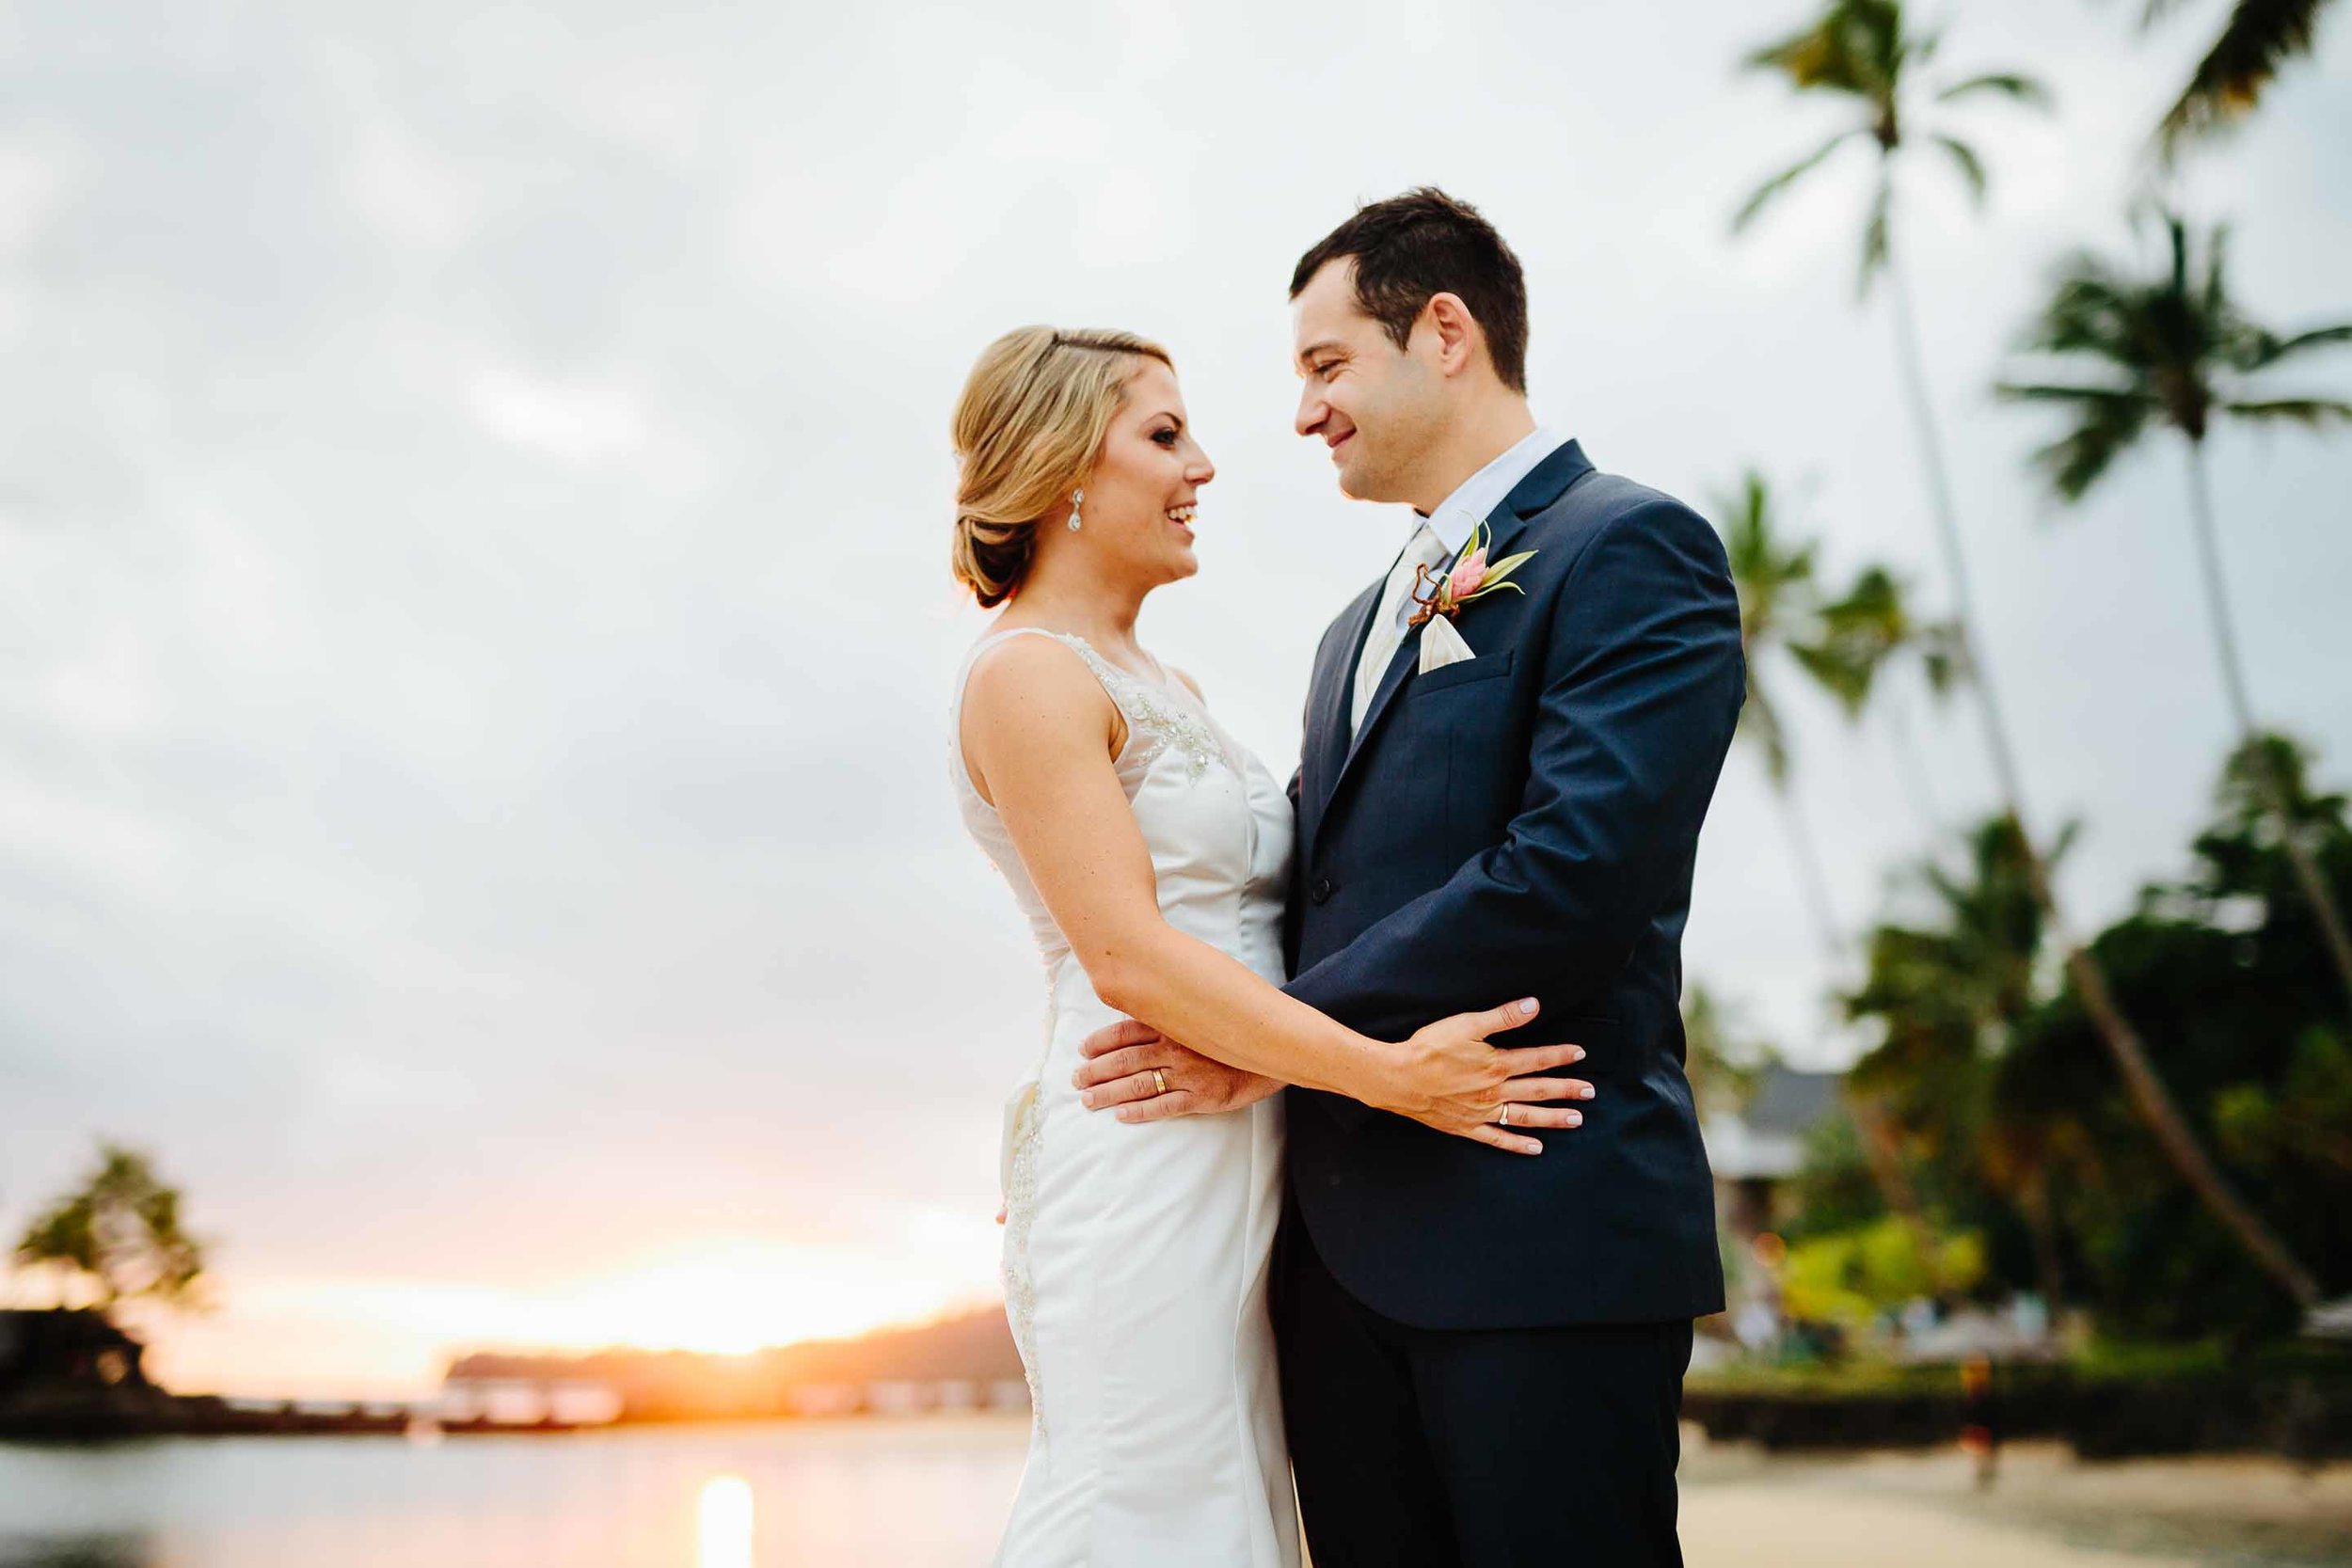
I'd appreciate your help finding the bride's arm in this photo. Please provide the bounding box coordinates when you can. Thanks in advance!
[963,636,1585,1152]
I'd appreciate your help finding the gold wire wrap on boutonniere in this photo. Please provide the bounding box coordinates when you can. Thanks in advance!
[1406,520,1537,627]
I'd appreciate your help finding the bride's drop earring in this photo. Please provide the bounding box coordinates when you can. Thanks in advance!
[1068,488,1084,532]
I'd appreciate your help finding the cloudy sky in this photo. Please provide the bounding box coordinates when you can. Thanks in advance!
[1,0,2345,1397]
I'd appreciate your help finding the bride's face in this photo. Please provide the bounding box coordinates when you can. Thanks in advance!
[1079,359,1216,587]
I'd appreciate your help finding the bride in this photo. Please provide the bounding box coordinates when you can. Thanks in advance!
[946,326,1592,1566]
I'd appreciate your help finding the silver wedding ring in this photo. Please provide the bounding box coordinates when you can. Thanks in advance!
[1498,1104,1511,1127]
[1152,1069,1168,1097]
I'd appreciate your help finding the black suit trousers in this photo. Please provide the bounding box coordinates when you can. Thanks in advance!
[1275,1206,1692,1568]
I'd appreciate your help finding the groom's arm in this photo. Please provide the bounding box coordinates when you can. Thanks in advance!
[1281,500,1743,1117]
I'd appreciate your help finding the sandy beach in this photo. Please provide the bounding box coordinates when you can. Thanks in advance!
[1676,1435,2352,1566]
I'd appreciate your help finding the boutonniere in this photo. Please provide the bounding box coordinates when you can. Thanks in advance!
[1406,521,1536,628]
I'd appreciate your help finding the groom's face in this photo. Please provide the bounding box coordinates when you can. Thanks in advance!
[1291,259,1444,507]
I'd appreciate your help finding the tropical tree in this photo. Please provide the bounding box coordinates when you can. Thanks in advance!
[1719,470,1845,957]
[1996,734,2352,1336]
[1717,469,1951,1260]
[2137,0,2343,161]
[1996,207,2352,1012]
[1846,815,2066,1301]
[1796,563,1966,833]
[1719,470,1960,941]
[1733,0,2051,299]
[12,1142,208,1311]
[1682,982,1771,1122]
[1735,0,2321,1306]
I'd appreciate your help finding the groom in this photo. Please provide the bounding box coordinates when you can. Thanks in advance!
[1078,188,1744,1565]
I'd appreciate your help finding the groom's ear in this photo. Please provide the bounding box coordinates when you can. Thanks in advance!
[1420,292,1487,382]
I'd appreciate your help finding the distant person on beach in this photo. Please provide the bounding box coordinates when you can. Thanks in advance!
[949,188,1744,1566]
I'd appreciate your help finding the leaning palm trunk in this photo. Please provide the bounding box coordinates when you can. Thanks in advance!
[2184,438,2352,1015]
[1884,255,2321,1307]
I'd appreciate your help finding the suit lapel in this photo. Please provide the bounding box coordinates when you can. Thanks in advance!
[1319,439,1598,829]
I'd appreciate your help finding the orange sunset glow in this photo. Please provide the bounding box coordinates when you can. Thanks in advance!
[109,1221,1007,1401]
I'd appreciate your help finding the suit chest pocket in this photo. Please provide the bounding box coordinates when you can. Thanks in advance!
[1424,651,1524,852]
[1407,645,1515,698]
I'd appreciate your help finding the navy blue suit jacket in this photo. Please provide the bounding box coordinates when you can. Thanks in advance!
[1279,439,1743,1331]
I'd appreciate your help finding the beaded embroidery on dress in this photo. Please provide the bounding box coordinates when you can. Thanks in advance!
[948,626,1298,1568]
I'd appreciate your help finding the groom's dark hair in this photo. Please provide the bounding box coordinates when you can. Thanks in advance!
[1290,187,1529,393]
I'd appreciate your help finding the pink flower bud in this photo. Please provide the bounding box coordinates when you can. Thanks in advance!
[1448,547,1488,600]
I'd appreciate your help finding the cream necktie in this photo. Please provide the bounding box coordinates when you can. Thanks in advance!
[1351,523,1452,734]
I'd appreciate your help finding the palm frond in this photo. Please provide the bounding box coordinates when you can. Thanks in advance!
[2220,397,2352,426]
[1744,21,1862,92]
[1788,639,1877,716]
[2005,384,2157,502]
[1935,71,2053,108]
[2014,260,2139,361]
[1733,131,1861,234]
[1995,380,2143,405]
[1742,0,1907,102]
[1934,135,1988,206]
[1716,469,1820,656]
[2155,0,2333,161]
[1788,562,1939,719]
[1823,563,1907,633]
[2247,322,2352,366]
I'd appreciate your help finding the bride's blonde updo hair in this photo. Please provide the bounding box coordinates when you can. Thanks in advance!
[951,325,1172,608]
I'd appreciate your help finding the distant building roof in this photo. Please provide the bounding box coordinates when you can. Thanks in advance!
[1745,1066,1841,1137]
[1703,1066,1843,1181]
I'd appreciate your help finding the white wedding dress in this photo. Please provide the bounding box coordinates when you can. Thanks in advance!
[950,626,1299,1568]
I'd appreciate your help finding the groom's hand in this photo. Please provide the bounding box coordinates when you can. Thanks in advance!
[1074,1019,1282,1122]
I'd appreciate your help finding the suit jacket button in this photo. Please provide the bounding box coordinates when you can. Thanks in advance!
[1311,877,1333,904]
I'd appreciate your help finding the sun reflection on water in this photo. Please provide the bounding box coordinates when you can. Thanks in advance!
[696,1473,755,1568]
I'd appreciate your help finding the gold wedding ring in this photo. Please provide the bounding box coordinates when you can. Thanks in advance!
[1152,1069,1168,1097]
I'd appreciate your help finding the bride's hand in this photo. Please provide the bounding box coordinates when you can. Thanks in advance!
[1375,998,1592,1156]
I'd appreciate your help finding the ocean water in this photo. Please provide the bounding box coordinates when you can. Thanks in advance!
[0,1415,1032,1568]
[5,1418,2345,1567]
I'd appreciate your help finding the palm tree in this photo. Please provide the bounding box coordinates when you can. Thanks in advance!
[1732,0,2051,299]
[1997,207,2352,1015]
[1718,470,1942,1264]
[1720,472,1963,928]
[1797,563,1966,833]
[1719,471,1845,958]
[1682,983,1769,1123]
[1735,0,2322,1307]
[2138,0,2342,161]
[1849,816,2073,1309]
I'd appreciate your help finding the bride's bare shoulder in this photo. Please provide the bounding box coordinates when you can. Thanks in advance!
[962,630,1115,730]
[960,630,1124,805]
